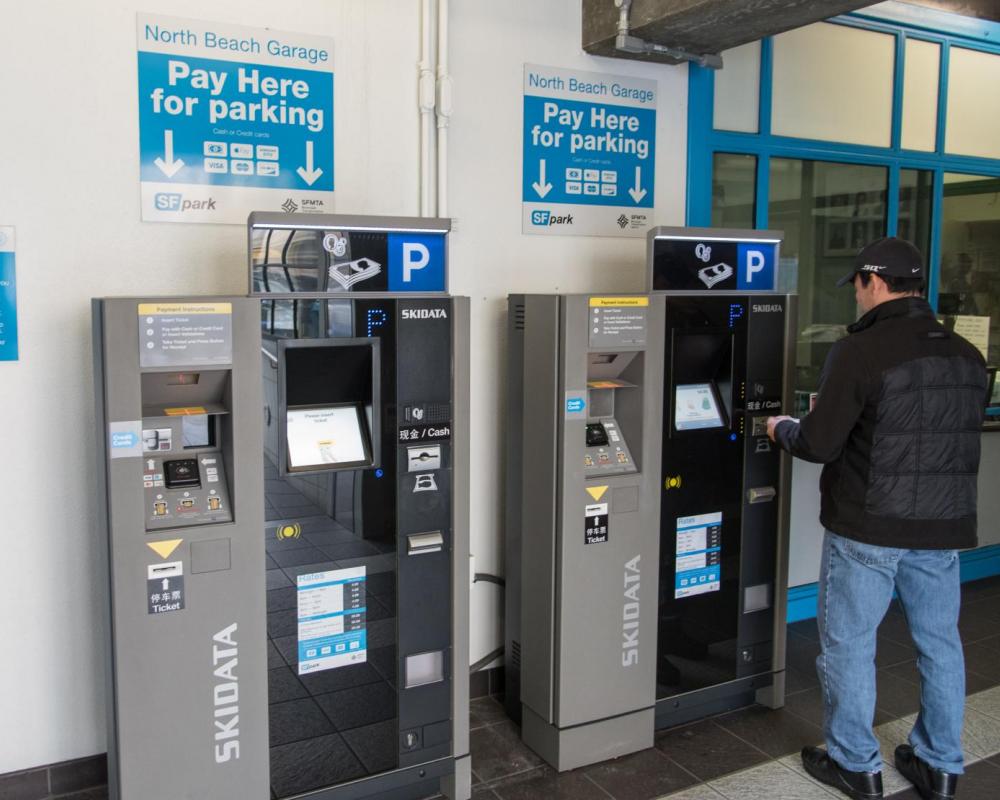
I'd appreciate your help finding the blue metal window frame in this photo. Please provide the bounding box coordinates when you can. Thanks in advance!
[686,0,1000,310]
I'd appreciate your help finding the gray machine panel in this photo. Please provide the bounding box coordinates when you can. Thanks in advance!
[506,294,664,770]
[94,297,267,800]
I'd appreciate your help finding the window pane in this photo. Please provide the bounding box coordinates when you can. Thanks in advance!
[713,41,761,134]
[711,153,757,229]
[898,169,933,265]
[901,39,940,152]
[946,48,1000,160]
[769,159,888,412]
[939,173,1000,366]
[772,23,894,148]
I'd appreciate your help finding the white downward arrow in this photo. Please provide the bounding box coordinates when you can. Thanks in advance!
[532,159,552,198]
[154,130,184,178]
[628,166,647,203]
[296,141,323,186]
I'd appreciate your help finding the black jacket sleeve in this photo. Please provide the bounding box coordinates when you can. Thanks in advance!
[775,337,868,463]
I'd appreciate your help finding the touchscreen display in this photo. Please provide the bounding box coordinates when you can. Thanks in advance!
[675,383,725,430]
[287,405,369,470]
[675,512,722,599]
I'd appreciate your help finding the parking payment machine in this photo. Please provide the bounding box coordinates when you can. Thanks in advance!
[648,227,796,727]
[94,297,268,800]
[95,214,471,800]
[505,294,665,770]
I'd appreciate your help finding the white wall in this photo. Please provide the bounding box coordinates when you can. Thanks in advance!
[0,0,688,773]
[448,0,688,682]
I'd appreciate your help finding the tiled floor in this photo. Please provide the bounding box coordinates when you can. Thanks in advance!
[469,575,1000,800]
[26,575,1000,800]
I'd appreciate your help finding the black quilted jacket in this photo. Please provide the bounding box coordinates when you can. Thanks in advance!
[776,296,988,550]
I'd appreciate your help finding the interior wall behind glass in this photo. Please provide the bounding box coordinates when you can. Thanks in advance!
[713,41,761,134]
[772,23,894,148]
[769,158,888,410]
[898,169,934,270]
[939,174,1000,366]
[946,47,1000,160]
[901,38,940,152]
[711,153,757,229]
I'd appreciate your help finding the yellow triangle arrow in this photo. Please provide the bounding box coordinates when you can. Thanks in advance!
[586,485,609,502]
[147,539,183,560]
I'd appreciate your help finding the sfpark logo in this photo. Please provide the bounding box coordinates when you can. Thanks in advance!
[154,192,216,212]
[531,210,574,227]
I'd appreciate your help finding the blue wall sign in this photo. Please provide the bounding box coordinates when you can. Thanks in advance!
[137,14,334,224]
[523,64,657,238]
[0,227,17,362]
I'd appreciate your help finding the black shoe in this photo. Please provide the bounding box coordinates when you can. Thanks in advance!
[801,746,883,800]
[894,744,958,799]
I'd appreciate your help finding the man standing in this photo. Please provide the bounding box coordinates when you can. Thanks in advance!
[767,238,988,800]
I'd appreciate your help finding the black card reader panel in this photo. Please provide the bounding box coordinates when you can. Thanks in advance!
[585,423,609,447]
[165,458,201,489]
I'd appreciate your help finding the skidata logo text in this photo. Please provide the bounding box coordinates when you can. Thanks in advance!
[154,193,216,212]
[531,210,574,227]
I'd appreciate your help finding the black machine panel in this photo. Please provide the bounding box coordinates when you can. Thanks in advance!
[657,295,788,710]
[261,297,455,799]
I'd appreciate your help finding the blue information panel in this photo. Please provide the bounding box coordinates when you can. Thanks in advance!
[0,227,17,362]
[522,64,657,238]
[296,567,367,675]
[675,512,722,599]
[137,14,334,224]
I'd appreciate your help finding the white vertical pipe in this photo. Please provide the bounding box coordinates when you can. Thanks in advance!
[418,0,436,216]
[435,0,452,217]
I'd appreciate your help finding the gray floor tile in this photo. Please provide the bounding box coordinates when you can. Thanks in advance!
[583,748,698,800]
[713,706,824,759]
[267,609,297,639]
[269,546,331,568]
[469,720,544,784]
[710,760,838,799]
[886,757,1000,799]
[470,696,509,730]
[654,786,727,800]
[785,666,821,694]
[299,660,385,696]
[52,789,109,800]
[266,568,293,590]
[961,707,1000,759]
[655,719,769,781]
[966,685,1000,721]
[488,765,610,800]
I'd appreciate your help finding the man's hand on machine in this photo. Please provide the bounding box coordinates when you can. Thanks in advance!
[767,415,796,442]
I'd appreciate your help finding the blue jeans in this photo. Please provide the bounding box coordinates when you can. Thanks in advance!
[816,531,965,775]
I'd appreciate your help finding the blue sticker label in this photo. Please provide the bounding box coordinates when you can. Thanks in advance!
[0,250,17,362]
[737,243,777,291]
[388,233,446,291]
[111,432,139,449]
[566,397,586,414]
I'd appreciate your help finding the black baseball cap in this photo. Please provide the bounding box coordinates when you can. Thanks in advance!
[836,237,925,287]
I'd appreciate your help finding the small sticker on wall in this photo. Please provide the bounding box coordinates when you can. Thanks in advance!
[585,502,609,544]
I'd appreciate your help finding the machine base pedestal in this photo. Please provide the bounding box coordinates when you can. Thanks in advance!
[521,705,654,772]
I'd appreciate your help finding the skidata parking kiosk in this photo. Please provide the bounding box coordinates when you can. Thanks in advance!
[251,213,470,800]
[505,293,666,770]
[648,226,795,728]
[95,211,471,800]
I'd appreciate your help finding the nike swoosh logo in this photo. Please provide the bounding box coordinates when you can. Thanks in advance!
[912,268,920,273]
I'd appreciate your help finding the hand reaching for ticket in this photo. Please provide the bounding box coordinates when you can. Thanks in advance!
[766,415,797,442]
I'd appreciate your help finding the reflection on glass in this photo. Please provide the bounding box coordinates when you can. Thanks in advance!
[712,153,757,229]
[768,159,888,412]
[898,169,933,265]
[939,173,1000,367]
